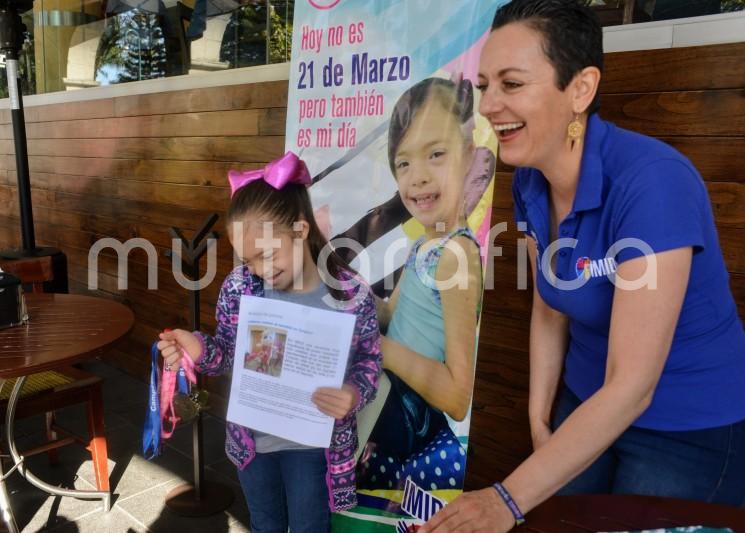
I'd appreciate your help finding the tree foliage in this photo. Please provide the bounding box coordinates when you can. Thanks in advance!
[95,10,167,85]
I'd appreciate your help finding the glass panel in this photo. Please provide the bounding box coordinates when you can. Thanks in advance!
[0,0,294,96]
[590,0,745,26]
[0,0,741,95]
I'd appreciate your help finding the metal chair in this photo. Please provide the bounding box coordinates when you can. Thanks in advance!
[0,256,110,492]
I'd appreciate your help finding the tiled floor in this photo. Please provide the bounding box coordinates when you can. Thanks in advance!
[2,358,251,532]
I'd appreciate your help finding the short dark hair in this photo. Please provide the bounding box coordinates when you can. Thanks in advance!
[387,77,474,176]
[491,0,603,114]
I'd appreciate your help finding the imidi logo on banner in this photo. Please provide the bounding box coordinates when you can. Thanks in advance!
[308,0,342,9]
[575,256,618,280]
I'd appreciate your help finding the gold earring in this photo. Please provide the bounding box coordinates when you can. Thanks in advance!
[567,114,584,151]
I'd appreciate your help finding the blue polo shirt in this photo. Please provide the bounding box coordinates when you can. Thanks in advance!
[513,113,745,431]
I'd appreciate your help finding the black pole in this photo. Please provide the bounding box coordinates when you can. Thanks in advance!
[189,260,204,501]
[0,1,67,293]
[164,215,234,516]
[0,1,34,252]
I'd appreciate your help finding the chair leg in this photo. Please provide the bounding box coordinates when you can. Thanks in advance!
[86,383,109,493]
[45,412,59,465]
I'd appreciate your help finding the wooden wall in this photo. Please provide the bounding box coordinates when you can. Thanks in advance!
[1,42,744,491]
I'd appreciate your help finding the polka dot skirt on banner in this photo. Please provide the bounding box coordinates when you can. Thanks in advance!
[359,429,467,490]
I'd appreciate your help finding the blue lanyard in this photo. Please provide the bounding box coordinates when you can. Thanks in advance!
[142,342,162,459]
[177,363,189,395]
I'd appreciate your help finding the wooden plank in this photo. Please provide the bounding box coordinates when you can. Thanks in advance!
[65,258,220,329]
[0,157,257,187]
[259,108,288,136]
[1,183,229,235]
[492,172,513,210]
[730,272,745,320]
[661,137,745,183]
[602,42,745,94]
[7,171,231,211]
[0,218,19,249]
[22,98,115,124]
[0,109,268,140]
[112,81,289,117]
[709,181,745,229]
[3,136,286,162]
[601,90,745,137]
[1,209,236,281]
[719,226,745,276]
[0,196,234,265]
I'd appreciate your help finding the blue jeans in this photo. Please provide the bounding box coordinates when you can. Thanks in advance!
[237,449,331,533]
[553,386,745,506]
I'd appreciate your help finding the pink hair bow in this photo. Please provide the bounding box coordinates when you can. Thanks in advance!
[228,151,311,197]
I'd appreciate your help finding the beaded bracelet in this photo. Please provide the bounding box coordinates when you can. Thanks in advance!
[493,482,526,527]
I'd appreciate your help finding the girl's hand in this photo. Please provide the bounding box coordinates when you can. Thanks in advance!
[530,418,553,451]
[311,384,359,420]
[157,329,202,370]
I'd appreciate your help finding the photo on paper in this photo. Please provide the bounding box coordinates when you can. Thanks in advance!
[244,326,288,378]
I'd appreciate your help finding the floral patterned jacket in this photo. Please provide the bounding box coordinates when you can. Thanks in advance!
[193,265,381,511]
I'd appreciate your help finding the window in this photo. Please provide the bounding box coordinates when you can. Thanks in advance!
[0,0,293,96]
[590,0,745,26]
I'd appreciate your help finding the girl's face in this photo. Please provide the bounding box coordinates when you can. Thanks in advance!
[392,97,473,230]
[477,22,576,171]
[229,217,307,291]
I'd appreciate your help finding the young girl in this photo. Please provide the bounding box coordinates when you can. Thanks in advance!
[361,77,483,490]
[157,152,381,532]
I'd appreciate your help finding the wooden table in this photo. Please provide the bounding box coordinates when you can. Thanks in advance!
[522,494,745,532]
[0,293,134,533]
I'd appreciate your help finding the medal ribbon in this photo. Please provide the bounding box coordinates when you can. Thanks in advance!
[143,333,199,459]
[142,342,162,459]
[160,342,197,438]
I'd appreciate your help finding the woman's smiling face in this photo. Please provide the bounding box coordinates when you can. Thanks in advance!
[478,22,577,171]
[392,96,472,230]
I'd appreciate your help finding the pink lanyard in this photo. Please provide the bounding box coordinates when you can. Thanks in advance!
[160,346,197,438]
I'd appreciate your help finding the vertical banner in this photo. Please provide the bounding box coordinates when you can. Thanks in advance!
[285,1,506,530]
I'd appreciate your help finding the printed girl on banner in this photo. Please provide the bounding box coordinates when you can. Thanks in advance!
[358,78,483,494]
[157,152,382,533]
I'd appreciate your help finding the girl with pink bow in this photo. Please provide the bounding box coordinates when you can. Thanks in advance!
[157,152,382,532]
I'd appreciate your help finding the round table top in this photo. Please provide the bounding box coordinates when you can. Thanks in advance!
[524,494,745,532]
[0,293,134,379]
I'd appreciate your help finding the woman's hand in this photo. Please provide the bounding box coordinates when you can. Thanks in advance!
[157,329,202,370]
[312,384,359,419]
[530,418,553,451]
[420,487,515,532]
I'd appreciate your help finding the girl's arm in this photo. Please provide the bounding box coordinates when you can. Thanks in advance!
[526,238,569,449]
[346,286,384,414]
[382,236,482,421]
[193,270,243,376]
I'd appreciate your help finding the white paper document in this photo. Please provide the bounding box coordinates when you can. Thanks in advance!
[226,295,356,447]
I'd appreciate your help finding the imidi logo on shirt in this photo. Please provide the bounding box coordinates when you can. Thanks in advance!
[575,256,618,280]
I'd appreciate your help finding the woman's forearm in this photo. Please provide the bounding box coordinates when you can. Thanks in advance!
[528,297,569,426]
[511,250,690,516]
[505,381,652,514]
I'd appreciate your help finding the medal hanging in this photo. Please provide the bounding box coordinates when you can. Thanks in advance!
[143,334,208,459]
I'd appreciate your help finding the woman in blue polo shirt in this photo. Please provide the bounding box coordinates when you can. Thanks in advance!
[422,1,745,532]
